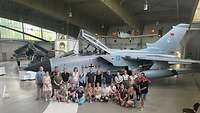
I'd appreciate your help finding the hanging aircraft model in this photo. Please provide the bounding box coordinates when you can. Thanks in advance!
[25,24,200,79]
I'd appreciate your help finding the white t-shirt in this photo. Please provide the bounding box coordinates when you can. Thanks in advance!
[115,75,123,84]
[123,74,129,81]
[111,85,116,93]
[102,87,110,96]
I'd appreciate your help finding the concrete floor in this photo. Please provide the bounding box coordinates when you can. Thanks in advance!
[0,62,200,113]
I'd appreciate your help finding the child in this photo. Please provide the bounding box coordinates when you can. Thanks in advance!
[86,83,94,103]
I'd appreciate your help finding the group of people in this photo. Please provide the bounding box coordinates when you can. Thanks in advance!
[35,66,150,110]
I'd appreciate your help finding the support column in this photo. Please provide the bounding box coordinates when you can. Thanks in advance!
[22,22,25,40]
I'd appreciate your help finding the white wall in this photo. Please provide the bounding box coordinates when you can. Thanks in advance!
[107,25,133,35]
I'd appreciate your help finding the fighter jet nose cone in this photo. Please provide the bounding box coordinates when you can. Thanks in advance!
[24,59,51,72]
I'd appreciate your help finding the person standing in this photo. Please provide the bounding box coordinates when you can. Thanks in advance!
[51,66,59,98]
[61,68,70,84]
[87,71,95,87]
[71,67,80,88]
[79,68,87,88]
[115,71,123,85]
[122,70,129,89]
[53,71,64,99]
[139,73,150,110]
[104,71,113,87]
[36,66,45,100]
[43,72,52,102]
[95,70,103,87]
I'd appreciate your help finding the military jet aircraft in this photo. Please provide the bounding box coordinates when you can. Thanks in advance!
[25,24,200,79]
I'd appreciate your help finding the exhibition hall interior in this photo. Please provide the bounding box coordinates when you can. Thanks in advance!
[0,0,200,113]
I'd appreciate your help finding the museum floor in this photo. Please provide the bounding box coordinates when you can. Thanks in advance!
[0,62,200,113]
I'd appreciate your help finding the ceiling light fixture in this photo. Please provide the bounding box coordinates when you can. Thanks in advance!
[68,8,73,18]
[101,24,105,29]
[144,0,148,11]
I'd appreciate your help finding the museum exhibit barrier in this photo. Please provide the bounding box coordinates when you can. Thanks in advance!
[19,71,36,80]
[0,66,6,75]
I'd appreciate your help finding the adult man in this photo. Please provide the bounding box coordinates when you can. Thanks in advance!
[51,66,60,97]
[104,71,113,87]
[61,68,70,83]
[139,73,149,109]
[36,66,45,100]
[79,68,87,88]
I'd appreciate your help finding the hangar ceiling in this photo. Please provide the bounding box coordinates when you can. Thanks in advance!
[0,0,198,37]
[122,0,196,23]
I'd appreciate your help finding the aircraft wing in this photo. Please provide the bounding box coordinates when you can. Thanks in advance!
[122,55,200,64]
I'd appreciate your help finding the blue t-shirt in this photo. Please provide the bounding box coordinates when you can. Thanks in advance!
[36,71,45,85]
[105,74,113,84]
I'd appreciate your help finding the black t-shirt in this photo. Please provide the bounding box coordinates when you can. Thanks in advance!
[119,89,127,99]
[61,72,70,82]
[50,71,56,85]
[87,72,95,83]
[140,81,149,94]
[96,74,102,83]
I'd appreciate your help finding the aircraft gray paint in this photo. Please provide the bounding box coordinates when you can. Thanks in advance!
[26,24,200,79]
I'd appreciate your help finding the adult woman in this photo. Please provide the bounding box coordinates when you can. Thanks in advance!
[122,70,129,89]
[125,86,136,108]
[43,72,52,102]
[94,82,102,101]
[114,71,123,85]
[118,84,128,106]
[95,70,102,87]
[86,83,94,103]
[71,67,80,88]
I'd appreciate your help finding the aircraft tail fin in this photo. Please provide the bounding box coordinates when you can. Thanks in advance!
[144,24,189,54]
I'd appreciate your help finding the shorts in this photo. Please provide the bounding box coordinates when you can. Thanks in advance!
[95,94,101,99]
[141,93,147,101]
